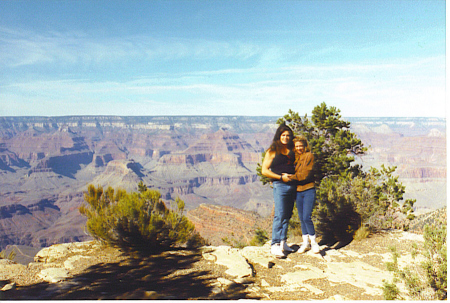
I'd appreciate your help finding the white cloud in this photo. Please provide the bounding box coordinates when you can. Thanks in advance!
[1,50,444,117]
[0,27,262,69]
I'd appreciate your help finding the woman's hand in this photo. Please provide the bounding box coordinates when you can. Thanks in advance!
[286,174,295,181]
[281,173,293,182]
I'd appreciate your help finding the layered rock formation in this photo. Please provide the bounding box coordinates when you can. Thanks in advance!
[352,121,446,212]
[0,116,446,251]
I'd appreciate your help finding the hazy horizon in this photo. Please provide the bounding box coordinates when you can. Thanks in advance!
[0,114,446,119]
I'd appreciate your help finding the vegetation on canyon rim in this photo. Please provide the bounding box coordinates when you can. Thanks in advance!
[79,182,205,254]
[257,102,416,243]
[383,223,447,300]
[0,249,16,261]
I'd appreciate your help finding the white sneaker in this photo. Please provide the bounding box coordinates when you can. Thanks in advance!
[297,243,310,253]
[271,243,286,258]
[311,242,320,254]
[298,234,310,253]
[281,240,294,253]
[309,234,320,254]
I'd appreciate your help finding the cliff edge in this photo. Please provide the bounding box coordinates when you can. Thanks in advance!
[0,230,424,300]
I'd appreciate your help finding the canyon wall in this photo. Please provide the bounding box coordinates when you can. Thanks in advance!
[0,116,446,249]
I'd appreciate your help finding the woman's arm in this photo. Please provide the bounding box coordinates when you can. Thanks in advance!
[261,150,290,182]
[290,153,314,183]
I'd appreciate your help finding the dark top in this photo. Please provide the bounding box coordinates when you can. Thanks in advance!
[270,150,296,177]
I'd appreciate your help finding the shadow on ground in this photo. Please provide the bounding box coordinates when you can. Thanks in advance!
[5,249,260,300]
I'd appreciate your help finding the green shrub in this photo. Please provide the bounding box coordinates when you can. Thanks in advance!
[382,280,400,300]
[0,249,16,261]
[221,233,247,248]
[422,224,447,299]
[383,224,447,300]
[249,228,269,246]
[314,174,361,243]
[314,165,415,243]
[79,184,199,253]
[278,103,366,184]
[186,232,209,248]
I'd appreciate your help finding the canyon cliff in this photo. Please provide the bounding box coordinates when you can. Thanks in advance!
[0,116,446,250]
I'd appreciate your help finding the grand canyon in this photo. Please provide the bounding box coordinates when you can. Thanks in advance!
[0,116,446,254]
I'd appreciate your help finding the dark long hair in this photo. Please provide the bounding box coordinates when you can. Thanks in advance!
[269,123,294,154]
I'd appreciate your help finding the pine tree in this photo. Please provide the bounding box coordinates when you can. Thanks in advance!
[278,102,366,182]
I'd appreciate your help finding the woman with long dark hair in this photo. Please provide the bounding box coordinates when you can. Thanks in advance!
[261,123,297,257]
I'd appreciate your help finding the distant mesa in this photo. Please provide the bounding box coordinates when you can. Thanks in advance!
[58,125,76,134]
[428,128,444,137]
[154,129,258,182]
[372,124,394,134]
[350,123,372,134]
[89,159,143,191]
[184,128,257,154]
[27,151,94,178]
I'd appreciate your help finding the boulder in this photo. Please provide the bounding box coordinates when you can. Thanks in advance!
[38,268,69,283]
[202,246,252,278]
[34,241,99,263]
[241,243,275,268]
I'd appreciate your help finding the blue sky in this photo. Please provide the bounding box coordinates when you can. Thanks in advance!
[0,0,446,117]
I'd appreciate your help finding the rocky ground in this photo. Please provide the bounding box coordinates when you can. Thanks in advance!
[0,230,424,300]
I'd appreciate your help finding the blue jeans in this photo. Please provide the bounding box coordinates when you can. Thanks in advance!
[271,181,296,245]
[296,188,316,236]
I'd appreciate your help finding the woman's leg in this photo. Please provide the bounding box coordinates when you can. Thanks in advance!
[302,188,320,253]
[271,182,296,245]
[296,191,309,235]
[271,182,283,245]
[296,188,317,253]
[296,191,309,253]
[281,188,295,242]
[301,188,316,236]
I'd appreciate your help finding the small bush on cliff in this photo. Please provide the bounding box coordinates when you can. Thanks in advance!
[249,228,269,246]
[79,184,198,253]
[222,233,247,248]
[0,249,16,261]
[315,166,415,243]
[383,224,447,300]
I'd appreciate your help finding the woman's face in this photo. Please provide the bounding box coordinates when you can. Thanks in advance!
[280,131,291,145]
[295,141,306,154]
